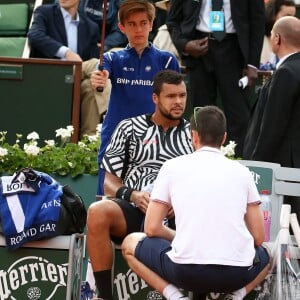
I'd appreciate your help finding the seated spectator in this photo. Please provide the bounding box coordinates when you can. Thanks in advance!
[81,58,112,132]
[28,0,108,136]
[122,105,270,300]
[260,0,296,69]
[28,0,99,61]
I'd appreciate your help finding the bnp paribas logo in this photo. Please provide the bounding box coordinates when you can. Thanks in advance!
[0,256,68,300]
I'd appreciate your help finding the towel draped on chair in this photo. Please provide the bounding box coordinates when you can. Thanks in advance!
[0,169,63,251]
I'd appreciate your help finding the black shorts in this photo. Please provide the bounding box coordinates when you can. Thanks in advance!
[110,198,144,244]
[135,237,270,293]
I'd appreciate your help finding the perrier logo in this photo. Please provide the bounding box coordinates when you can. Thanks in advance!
[0,255,68,300]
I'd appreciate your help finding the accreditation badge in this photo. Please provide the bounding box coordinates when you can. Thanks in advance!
[209,11,225,31]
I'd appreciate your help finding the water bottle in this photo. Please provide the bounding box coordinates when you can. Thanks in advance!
[260,189,272,242]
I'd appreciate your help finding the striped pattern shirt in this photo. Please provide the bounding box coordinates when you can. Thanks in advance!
[101,114,193,190]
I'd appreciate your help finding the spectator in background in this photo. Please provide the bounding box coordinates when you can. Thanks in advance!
[149,0,167,42]
[79,0,128,51]
[28,0,104,137]
[87,70,193,300]
[166,0,265,157]
[90,0,180,195]
[260,0,296,69]
[153,0,181,66]
[28,0,99,61]
[243,16,300,219]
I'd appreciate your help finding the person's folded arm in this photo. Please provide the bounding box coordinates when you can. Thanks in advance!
[144,200,175,241]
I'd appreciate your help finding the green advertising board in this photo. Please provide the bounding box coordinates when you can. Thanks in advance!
[246,166,273,194]
[113,249,163,300]
[112,248,259,300]
[0,246,69,299]
[0,234,83,300]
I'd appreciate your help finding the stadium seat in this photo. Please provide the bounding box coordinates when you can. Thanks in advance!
[0,3,29,57]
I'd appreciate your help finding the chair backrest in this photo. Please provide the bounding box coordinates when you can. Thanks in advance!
[0,1,43,58]
[274,167,300,197]
[0,3,29,57]
[0,37,27,57]
[0,3,29,36]
[239,160,282,241]
[274,167,300,238]
[22,0,43,58]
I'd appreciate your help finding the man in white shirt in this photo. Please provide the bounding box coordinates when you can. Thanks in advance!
[122,106,270,300]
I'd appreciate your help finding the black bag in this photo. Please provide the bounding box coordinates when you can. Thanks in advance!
[57,185,87,235]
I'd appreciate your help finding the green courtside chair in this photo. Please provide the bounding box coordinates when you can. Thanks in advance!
[0,3,30,57]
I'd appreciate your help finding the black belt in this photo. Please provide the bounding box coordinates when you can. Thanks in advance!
[195,31,237,41]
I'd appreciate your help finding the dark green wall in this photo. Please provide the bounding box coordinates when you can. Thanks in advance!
[0,60,75,144]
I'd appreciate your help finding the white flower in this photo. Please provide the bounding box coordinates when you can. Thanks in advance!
[96,123,102,135]
[27,132,39,141]
[55,128,72,139]
[221,140,237,157]
[0,147,8,157]
[68,162,73,167]
[45,140,55,147]
[24,144,40,156]
[66,125,74,134]
[87,135,98,143]
[78,142,86,148]
[0,131,7,143]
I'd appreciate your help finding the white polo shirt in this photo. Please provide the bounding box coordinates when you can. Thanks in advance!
[151,146,260,266]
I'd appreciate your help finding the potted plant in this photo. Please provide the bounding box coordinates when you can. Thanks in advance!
[0,125,101,177]
[0,125,100,205]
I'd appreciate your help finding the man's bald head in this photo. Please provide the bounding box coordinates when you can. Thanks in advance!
[272,16,300,49]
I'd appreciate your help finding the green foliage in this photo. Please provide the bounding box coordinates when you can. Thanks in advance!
[0,126,100,178]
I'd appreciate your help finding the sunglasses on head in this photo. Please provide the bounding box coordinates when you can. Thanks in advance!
[193,106,203,130]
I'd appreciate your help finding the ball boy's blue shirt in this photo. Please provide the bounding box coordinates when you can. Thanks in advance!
[98,43,180,164]
[97,44,180,194]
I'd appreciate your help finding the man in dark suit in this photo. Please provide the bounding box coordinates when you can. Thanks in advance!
[167,0,265,157]
[28,0,100,61]
[28,0,103,137]
[244,16,300,218]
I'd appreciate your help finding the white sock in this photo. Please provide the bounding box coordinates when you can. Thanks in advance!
[231,287,246,299]
[162,284,185,300]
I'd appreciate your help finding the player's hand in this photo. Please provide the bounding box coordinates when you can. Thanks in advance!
[184,38,208,58]
[131,191,150,213]
[91,69,109,91]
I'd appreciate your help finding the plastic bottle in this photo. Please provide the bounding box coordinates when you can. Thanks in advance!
[260,189,272,242]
